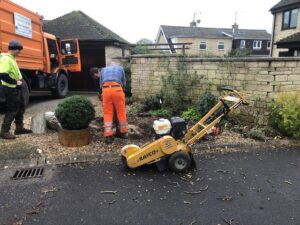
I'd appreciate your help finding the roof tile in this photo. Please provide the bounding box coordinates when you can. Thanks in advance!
[160,25,271,40]
[44,11,128,43]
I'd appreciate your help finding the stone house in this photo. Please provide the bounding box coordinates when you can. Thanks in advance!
[271,0,300,57]
[44,11,130,91]
[155,25,271,57]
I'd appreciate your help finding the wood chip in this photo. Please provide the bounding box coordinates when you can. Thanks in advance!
[41,186,59,193]
[284,180,293,185]
[25,209,39,215]
[183,201,192,204]
[200,198,208,205]
[167,179,180,187]
[215,169,229,174]
[217,195,233,201]
[100,190,118,195]
[184,185,209,194]
[222,217,235,225]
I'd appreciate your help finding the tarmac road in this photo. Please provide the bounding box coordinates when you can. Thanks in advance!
[0,147,300,225]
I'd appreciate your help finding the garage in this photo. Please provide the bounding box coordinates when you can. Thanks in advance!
[44,10,130,91]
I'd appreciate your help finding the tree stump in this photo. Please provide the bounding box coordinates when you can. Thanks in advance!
[58,127,91,147]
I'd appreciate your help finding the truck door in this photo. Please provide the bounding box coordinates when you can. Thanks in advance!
[60,39,81,72]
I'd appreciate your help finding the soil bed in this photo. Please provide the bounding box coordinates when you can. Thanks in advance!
[0,96,299,161]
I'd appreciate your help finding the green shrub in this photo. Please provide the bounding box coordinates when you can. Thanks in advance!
[181,107,200,122]
[246,128,266,141]
[131,45,151,55]
[269,92,300,139]
[125,97,134,105]
[197,91,217,117]
[142,94,163,111]
[150,108,172,117]
[128,102,144,115]
[228,48,251,57]
[123,63,132,97]
[161,56,197,113]
[55,95,95,130]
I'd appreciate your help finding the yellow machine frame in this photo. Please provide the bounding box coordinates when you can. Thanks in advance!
[121,87,248,172]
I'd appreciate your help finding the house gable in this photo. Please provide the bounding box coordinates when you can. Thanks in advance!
[271,0,300,56]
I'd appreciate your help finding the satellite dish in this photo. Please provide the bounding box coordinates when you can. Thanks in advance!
[196,19,201,24]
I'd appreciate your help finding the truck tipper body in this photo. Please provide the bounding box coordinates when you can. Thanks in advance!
[0,0,81,105]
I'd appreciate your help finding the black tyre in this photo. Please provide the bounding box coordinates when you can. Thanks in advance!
[168,151,191,172]
[21,80,30,106]
[51,73,68,98]
[121,155,129,168]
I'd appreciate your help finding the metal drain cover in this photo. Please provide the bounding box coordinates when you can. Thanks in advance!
[12,167,44,180]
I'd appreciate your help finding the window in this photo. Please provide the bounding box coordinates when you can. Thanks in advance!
[218,41,225,50]
[253,40,262,50]
[267,41,271,49]
[199,41,207,50]
[282,9,298,29]
[240,40,246,49]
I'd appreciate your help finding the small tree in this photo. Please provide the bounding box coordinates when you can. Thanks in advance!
[161,56,194,113]
[197,91,217,117]
[131,38,153,55]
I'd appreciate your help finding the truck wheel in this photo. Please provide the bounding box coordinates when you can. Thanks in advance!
[168,151,191,172]
[51,73,68,98]
[21,80,30,106]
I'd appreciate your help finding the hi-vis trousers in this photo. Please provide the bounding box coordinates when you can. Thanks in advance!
[102,82,128,137]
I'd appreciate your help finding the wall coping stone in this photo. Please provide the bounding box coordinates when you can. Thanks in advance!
[117,54,300,63]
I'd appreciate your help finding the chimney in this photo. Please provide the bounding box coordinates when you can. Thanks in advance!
[232,23,239,35]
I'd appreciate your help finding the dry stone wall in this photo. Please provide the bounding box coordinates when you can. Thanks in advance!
[126,55,300,125]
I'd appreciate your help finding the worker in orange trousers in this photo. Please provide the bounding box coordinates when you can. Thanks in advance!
[90,62,128,144]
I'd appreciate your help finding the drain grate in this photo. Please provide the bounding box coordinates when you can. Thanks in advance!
[12,167,44,180]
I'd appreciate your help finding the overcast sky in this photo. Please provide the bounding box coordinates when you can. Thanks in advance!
[12,0,279,43]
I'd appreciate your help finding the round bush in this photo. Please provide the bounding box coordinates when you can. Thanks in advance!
[55,95,95,130]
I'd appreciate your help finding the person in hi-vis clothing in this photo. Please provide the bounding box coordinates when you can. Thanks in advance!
[0,39,32,139]
[90,62,128,144]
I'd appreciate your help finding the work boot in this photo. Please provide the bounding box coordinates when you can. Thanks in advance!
[105,136,114,144]
[0,132,16,140]
[15,124,32,135]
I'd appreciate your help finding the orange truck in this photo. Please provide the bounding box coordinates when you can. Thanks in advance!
[0,0,81,105]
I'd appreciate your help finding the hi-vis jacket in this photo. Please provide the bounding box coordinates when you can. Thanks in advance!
[0,53,22,88]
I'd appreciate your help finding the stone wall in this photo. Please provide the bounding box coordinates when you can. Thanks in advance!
[127,55,300,125]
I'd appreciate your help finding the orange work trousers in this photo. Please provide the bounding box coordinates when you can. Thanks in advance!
[102,82,128,137]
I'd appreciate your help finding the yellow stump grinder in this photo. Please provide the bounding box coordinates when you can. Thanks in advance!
[121,87,248,172]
